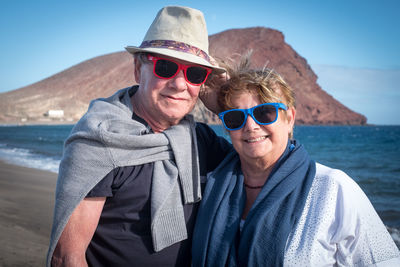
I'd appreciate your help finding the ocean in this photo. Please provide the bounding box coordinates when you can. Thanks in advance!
[0,124,399,246]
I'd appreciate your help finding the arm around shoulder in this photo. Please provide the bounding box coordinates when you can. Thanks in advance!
[51,197,106,267]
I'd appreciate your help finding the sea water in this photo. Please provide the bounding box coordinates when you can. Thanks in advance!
[0,124,399,246]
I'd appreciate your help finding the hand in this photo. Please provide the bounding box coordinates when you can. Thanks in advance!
[200,56,229,114]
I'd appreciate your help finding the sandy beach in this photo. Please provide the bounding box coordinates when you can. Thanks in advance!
[0,161,57,266]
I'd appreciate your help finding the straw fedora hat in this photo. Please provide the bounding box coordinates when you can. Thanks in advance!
[125,6,225,73]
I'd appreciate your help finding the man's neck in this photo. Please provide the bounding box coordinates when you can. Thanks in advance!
[130,95,178,133]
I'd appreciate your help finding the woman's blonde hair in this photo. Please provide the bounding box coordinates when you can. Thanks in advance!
[217,53,296,138]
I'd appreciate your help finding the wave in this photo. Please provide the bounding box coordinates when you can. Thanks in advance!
[0,145,60,173]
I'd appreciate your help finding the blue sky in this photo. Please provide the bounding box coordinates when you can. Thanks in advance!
[1,0,399,124]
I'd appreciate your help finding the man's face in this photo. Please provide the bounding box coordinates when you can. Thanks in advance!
[134,55,202,127]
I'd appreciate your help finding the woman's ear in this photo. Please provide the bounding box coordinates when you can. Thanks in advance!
[286,107,296,129]
[134,58,141,84]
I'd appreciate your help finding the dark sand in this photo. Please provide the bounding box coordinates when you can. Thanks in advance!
[0,161,57,266]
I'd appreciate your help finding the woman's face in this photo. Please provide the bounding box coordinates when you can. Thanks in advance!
[228,93,295,167]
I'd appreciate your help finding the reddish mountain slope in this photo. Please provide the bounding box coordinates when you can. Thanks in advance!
[209,27,366,124]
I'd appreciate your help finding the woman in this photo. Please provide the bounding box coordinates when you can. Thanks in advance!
[192,60,400,266]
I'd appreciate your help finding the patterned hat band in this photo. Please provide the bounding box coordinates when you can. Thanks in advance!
[139,40,210,62]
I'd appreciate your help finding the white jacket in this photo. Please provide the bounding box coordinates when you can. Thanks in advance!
[283,163,400,266]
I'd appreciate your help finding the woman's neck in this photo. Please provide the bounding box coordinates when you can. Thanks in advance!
[240,159,275,220]
[241,158,274,187]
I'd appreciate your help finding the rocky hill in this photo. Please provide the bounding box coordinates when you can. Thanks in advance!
[0,27,366,125]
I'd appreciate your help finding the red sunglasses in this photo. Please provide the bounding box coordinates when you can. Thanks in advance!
[147,54,212,86]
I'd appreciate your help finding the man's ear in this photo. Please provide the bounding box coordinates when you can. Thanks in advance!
[134,58,141,83]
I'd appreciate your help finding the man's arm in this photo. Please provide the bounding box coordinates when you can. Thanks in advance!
[51,197,106,267]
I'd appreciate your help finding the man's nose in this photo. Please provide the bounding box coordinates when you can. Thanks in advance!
[169,70,188,91]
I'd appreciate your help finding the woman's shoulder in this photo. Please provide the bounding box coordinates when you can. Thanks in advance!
[314,162,352,184]
[314,162,363,198]
[312,162,376,217]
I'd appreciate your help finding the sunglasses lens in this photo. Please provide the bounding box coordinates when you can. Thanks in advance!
[253,105,277,124]
[223,110,245,130]
[154,59,179,78]
[186,67,208,85]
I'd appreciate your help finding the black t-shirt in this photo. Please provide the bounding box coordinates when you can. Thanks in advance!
[85,122,231,267]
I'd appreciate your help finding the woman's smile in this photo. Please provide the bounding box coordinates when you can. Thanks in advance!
[244,135,269,143]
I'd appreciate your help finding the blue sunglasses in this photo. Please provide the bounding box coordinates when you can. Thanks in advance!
[218,103,288,131]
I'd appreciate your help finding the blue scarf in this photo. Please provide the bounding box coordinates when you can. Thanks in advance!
[192,140,316,267]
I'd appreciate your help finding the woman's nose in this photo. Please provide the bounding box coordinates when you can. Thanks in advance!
[243,115,260,131]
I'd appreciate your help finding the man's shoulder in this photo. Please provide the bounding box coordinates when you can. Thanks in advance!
[195,121,211,130]
[195,122,216,140]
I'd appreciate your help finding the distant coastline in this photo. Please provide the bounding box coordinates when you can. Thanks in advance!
[0,116,379,127]
[0,121,389,126]
[0,119,76,126]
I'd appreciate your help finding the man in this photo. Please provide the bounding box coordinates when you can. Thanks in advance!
[47,6,231,266]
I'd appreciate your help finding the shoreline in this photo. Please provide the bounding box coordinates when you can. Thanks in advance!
[0,160,57,266]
